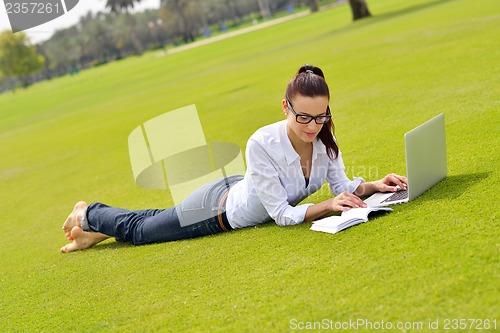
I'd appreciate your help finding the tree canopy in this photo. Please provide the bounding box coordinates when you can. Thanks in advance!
[0,31,45,87]
[106,0,143,13]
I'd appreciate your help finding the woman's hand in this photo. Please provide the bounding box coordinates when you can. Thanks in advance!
[354,173,408,197]
[306,174,406,221]
[373,173,408,193]
[304,192,367,222]
[330,191,367,212]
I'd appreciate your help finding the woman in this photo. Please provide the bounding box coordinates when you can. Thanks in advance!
[61,65,407,253]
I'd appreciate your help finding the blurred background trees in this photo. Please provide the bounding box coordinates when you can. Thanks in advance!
[105,0,144,13]
[0,31,45,89]
[0,0,350,92]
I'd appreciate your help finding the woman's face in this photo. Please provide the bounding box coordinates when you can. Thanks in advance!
[282,95,330,145]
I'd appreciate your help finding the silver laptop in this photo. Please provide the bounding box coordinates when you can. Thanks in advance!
[363,113,447,207]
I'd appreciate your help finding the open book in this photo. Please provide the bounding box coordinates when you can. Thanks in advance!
[310,207,393,234]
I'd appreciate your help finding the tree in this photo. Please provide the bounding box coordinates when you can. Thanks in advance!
[111,13,144,56]
[42,26,85,74]
[306,0,319,13]
[0,31,45,87]
[105,0,142,13]
[161,0,203,43]
[257,0,271,18]
[348,0,372,21]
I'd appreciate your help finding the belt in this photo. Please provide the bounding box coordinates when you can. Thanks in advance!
[217,190,233,232]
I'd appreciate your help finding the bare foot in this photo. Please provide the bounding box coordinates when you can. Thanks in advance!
[60,226,110,253]
[62,201,88,241]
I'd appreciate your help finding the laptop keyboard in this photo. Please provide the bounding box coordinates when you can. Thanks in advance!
[381,190,408,203]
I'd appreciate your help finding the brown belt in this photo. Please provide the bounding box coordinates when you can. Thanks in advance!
[217,190,231,232]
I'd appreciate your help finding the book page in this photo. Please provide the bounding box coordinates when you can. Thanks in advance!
[341,207,393,222]
[311,207,393,235]
[312,215,344,228]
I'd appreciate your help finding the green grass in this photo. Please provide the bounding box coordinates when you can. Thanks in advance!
[0,0,498,331]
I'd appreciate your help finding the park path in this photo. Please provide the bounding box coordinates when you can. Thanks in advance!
[162,11,310,56]
[161,2,345,56]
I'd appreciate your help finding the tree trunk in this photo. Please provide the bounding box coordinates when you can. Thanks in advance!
[257,0,272,18]
[348,0,372,21]
[307,0,319,13]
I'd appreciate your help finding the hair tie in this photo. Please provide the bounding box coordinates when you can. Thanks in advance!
[305,69,314,74]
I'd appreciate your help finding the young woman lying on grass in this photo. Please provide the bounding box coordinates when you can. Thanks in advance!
[61,64,407,253]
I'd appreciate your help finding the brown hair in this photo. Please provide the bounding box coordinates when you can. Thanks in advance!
[285,64,339,160]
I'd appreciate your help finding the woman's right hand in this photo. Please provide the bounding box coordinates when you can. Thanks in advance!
[304,192,367,222]
[329,191,367,212]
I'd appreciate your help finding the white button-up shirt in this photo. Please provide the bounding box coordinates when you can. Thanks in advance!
[226,120,363,228]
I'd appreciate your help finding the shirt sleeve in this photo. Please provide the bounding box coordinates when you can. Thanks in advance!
[327,151,365,195]
[246,139,313,227]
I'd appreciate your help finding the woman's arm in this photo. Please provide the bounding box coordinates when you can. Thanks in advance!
[304,191,367,222]
[304,173,408,222]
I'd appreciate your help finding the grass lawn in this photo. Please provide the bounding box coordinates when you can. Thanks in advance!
[0,0,498,331]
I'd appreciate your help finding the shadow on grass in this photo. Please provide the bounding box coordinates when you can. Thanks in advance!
[89,240,132,252]
[410,171,491,203]
[216,84,252,96]
[369,0,458,23]
[86,225,244,252]
[320,0,458,37]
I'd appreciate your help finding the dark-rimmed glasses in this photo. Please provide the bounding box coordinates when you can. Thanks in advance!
[286,99,331,124]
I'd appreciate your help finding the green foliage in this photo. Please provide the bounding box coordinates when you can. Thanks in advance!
[105,0,143,13]
[0,0,498,331]
[0,31,44,81]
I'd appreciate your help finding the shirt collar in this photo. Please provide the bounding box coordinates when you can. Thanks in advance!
[281,122,299,165]
[312,136,327,160]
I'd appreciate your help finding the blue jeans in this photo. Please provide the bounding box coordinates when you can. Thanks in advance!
[82,175,243,245]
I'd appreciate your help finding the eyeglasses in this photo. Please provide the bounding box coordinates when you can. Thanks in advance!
[286,99,331,124]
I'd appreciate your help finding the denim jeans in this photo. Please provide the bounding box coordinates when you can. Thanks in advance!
[82,175,243,245]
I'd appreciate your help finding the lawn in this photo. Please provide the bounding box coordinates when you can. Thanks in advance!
[0,0,498,331]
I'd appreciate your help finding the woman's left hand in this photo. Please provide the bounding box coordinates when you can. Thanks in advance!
[374,173,408,193]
